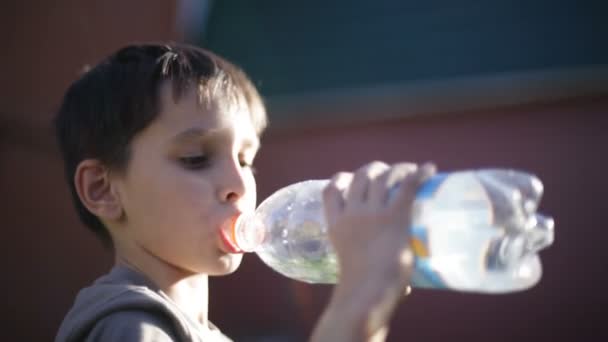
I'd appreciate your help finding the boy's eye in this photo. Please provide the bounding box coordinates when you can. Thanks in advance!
[179,155,210,169]
[240,159,257,174]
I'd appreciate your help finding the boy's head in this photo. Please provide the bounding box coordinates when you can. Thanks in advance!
[55,43,267,248]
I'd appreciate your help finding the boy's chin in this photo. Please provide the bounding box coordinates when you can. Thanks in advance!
[210,253,244,276]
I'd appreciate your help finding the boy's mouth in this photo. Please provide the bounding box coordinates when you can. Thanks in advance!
[219,216,244,254]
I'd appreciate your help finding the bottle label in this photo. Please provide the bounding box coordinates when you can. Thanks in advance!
[410,225,447,288]
[410,173,448,289]
[416,172,447,200]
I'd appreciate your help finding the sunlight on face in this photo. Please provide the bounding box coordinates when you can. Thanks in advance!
[111,81,260,276]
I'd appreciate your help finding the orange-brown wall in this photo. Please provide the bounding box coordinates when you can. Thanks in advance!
[2,1,179,340]
[3,1,608,341]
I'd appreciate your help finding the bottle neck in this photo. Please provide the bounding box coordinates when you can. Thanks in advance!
[232,212,266,252]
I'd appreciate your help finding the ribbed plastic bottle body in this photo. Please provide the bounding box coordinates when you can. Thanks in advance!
[234,169,554,293]
[409,170,553,292]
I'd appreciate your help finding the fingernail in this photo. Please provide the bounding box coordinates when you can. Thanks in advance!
[422,162,437,174]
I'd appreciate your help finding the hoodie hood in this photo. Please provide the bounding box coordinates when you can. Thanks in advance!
[55,266,195,342]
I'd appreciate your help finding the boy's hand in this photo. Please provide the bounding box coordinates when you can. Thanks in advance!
[313,161,436,341]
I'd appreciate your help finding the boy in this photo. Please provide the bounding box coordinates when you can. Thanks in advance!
[54,43,435,341]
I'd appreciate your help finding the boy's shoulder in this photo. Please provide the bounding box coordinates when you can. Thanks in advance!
[55,266,202,342]
[81,309,179,341]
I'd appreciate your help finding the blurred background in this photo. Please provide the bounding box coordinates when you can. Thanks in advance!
[2,0,608,340]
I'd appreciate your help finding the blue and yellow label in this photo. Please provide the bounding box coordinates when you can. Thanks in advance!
[409,173,448,289]
[410,224,446,288]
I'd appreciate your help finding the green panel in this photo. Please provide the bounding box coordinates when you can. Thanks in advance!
[200,0,607,97]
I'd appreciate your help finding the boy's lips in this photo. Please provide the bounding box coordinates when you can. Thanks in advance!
[219,215,244,254]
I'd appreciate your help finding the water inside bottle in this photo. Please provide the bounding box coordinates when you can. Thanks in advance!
[255,180,339,283]
[417,171,550,292]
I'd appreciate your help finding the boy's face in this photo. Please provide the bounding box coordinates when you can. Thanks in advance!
[111,82,259,276]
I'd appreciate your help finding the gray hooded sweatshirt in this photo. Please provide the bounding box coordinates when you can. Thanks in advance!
[55,265,231,342]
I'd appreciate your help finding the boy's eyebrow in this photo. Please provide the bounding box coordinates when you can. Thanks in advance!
[172,127,260,150]
[172,127,216,142]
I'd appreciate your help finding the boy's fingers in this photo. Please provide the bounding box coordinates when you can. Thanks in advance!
[347,161,389,205]
[368,163,417,207]
[323,172,352,222]
[386,163,419,189]
[367,169,392,207]
[389,163,436,211]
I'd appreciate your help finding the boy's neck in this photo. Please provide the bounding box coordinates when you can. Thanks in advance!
[114,249,210,327]
[163,273,209,328]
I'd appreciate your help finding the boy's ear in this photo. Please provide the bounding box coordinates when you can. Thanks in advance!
[74,159,123,221]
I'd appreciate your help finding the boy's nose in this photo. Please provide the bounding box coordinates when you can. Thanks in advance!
[217,159,247,203]
[223,191,240,203]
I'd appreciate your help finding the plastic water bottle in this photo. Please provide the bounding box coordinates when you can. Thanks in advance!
[228,169,554,294]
